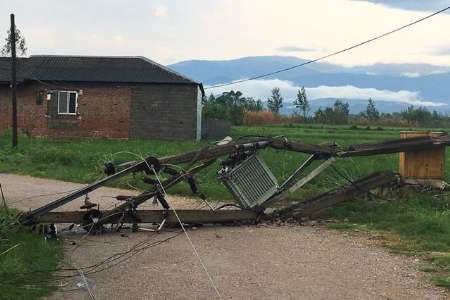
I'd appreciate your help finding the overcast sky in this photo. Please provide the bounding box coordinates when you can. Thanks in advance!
[1,0,450,66]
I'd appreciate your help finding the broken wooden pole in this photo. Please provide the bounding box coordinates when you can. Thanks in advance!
[270,171,400,221]
[19,134,450,226]
[338,135,450,157]
[261,157,336,209]
[36,209,258,225]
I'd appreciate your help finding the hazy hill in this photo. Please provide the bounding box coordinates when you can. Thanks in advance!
[169,56,450,113]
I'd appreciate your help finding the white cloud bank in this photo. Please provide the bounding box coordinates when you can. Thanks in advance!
[401,72,421,78]
[207,79,447,107]
[5,0,450,65]
[153,5,167,17]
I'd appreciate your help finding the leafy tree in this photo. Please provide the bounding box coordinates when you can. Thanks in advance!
[203,90,264,125]
[267,87,283,115]
[314,108,325,123]
[366,98,380,122]
[256,99,264,111]
[313,100,349,124]
[312,101,450,127]
[401,106,431,126]
[243,97,264,112]
[293,86,310,119]
[1,26,27,56]
[332,99,350,124]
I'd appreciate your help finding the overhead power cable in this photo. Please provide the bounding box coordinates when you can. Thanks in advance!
[205,5,450,90]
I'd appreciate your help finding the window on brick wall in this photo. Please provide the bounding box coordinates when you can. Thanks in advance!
[58,91,78,115]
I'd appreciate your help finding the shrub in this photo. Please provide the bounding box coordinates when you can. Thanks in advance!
[243,111,279,125]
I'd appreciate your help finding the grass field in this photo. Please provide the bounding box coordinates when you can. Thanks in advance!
[0,124,449,289]
[2,124,444,199]
[0,209,63,299]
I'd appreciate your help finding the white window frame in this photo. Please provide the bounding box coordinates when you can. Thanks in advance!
[57,91,78,115]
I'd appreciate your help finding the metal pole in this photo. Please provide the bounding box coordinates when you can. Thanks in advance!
[10,14,18,148]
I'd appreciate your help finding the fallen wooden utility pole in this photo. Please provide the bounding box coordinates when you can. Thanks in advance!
[338,135,450,157]
[36,172,399,226]
[36,209,258,225]
[271,171,401,221]
[19,137,336,225]
[18,134,449,230]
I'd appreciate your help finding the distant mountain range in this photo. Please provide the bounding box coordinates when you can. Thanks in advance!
[168,56,450,114]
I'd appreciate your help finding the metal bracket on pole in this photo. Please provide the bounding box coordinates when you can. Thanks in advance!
[279,154,317,191]
[261,157,336,209]
[288,157,336,193]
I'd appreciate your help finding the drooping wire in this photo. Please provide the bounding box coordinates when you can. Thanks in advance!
[330,164,387,201]
[3,151,209,283]
[135,152,223,299]
[205,5,450,90]
[72,262,96,300]
[109,150,223,298]
[0,231,183,286]
[150,166,222,299]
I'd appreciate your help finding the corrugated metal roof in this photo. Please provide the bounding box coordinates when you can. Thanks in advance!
[0,55,198,85]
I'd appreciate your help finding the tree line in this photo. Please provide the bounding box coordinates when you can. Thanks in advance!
[204,87,450,128]
[204,87,307,124]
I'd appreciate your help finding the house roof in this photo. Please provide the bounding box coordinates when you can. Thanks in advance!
[0,57,30,83]
[0,55,200,86]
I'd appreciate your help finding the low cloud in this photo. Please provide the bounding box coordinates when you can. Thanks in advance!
[207,79,446,107]
[401,72,421,78]
[113,35,124,43]
[153,5,167,17]
[276,46,315,52]
[352,0,450,12]
[432,47,450,56]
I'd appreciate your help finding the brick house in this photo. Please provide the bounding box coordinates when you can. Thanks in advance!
[0,55,204,140]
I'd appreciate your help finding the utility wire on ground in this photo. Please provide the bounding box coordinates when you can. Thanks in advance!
[150,167,223,299]
[205,5,450,90]
[133,151,223,299]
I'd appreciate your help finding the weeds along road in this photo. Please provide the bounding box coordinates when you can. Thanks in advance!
[1,173,448,300]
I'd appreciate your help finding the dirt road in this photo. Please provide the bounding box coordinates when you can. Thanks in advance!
[1,173,448,300]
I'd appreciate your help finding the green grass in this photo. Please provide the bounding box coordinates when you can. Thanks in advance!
[1,124,450,290]
[0,209,63,299]
[0,124,418,200]
[1,124,448,201]
[327,190,450,288]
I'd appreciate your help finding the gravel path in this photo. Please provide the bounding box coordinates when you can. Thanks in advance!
[1,173,448,300]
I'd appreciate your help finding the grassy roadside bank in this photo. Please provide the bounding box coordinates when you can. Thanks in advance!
[0,209,63,299]
[327,190,450,289]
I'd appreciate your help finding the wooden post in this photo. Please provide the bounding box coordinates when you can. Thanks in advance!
[10,14,18,148]
[399,131,446,186]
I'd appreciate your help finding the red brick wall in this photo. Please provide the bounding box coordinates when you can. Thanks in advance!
[0,83,132,138]
[0,86,11,131]
[129,84,199,140]
[55,84,132,138]
[0,83,48,135]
